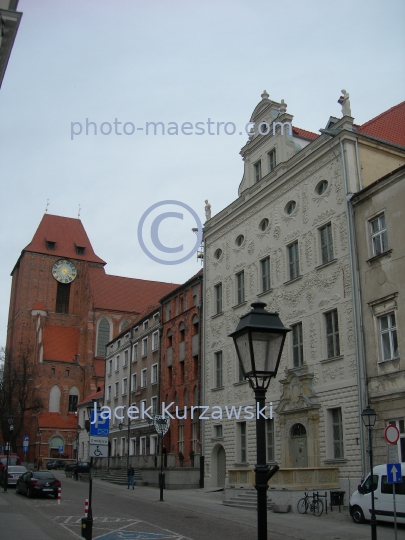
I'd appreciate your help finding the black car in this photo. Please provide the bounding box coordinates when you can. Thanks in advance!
[65,461,91,474]
[16,471,61,498]
[46,460,66,470]
[0,465,28,487]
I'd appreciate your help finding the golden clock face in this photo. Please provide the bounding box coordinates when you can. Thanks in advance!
[52,259,77,283]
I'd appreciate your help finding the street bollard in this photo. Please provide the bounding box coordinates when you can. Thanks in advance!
[84,499,88,517]
[57,487,61,505]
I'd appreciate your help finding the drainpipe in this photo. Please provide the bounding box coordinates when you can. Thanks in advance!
[201,268,206,488]
[196,273,204,488]
[339,137,366,476]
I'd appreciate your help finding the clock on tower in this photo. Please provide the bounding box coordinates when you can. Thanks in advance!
[51,259,77,283]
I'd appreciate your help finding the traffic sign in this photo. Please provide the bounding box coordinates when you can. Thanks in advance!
[23,446,28,452]
[89,444,108,457]
[90,410,110,437]
[58,446,63,452]
[90,435,108,446]
[387,463,402,484]
[385,424,400,445]
[153,414,170,436]
[23,435,29,441]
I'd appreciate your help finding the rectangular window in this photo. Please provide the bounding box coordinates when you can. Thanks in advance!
[108,359,112,376]
[370,214,388,256]
[141,368,147,387]
[68,395,78,413]
[325,310,340,358]
[143,320,148,330]
[122,377,127,395]
[124,349,128,366]
[192,421,198,453]
[236,271,245,304]
[114,381,119,399]
[150,435,158,455]
[131,373,137,392]
[331,408,344,459]
[261,257,271,292]
[288,241,300,280]
[107,385,111,401]
[292,322,304,367]
[55,282,70,314]
[152,331,159,351]
[268,149,276,172]
[112,438,117,456]
[215,351,223,388]
[130,438,136,456]
[115,355,120,371]
[152,396,158,415]
[254,160,262,183]
[142,337,148,357]
[239,422,247,463]
[151,363,158,384]
[214,425,223,438]
[214,283,222,314]
[178,421,184,454]
[132,343,138,362]
[379,312,398,361]
[266,419,274,462]
[165,302,171,321]
[140,436,146,455]
[320,223,334,264]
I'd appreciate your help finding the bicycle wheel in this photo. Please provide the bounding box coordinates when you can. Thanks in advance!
[313,499,323,517]
[297,498,308,514]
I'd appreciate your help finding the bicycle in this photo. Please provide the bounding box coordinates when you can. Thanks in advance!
[297,492,323,517]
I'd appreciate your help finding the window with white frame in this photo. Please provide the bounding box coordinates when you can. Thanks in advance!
[132,343,138,362]
[378,312,398,361]
[213,424,223,438]
[292,322,304,367]
[140,436,146,455]
[214,283,222,314]
[254,160,262,183]
[238,422,247,463]
[108,359,112,376]
[143,320,148,330]
[319,223,334,264]
[236,271,245,304]
[192,421,198,452]
[141,368,147,387]
[178,421,184,454]
[107,385,111,401]
[152,331,159,351]
[325,309,340,358]
[122,377,127,395]
[124,349,128,366]
[266,419,274,462]
[150,434,158,455]
[370,213,388,256]
[131,373,137,392]
[268,148,276,172]
[331,408,344,459]
[151,396,158,415]
[112,438,117,456]
[115,355,120,371]
[261,257,271,292]
[120,437,126,456]
[114,381,119,399]
[288,241,300,280]
[215,351,223,388]
[151,363,158,384]
[142,337,148,357]
[129,438,136,456]
[387,420,405,462]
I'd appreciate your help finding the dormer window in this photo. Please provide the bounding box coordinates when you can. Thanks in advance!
[46,240,56,251]
[75,245,85,255]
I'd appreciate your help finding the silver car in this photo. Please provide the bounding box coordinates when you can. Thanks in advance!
[0,465,28,487]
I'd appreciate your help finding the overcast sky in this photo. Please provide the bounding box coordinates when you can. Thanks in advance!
[1,0,404,346]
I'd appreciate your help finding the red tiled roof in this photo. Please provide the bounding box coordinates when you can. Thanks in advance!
[88,266,179,312]
[37,412,78,429]
[356,101,405,147]
[32,300,47,311]
[43,326,79,362]
[23,214,106,264]
[292,126,319,141]
[78,387,104,406]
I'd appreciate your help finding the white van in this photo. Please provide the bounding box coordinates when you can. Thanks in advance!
[350,463,405,524]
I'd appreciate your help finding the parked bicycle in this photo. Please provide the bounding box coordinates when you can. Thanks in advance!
[297,492,323,516]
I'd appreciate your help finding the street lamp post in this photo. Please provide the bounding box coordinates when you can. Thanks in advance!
[83,398,99,540]
[3,412,14,493]
[230,302,290,540]
[362,406,378,540]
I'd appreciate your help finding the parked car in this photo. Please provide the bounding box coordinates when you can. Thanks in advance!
[65,461,91,474]
[350,463,405,525]
[0,455,22,473]
[16,471,61,498]
[0,465,27,487]
[46,460,66,470]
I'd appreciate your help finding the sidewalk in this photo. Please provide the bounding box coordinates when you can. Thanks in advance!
[90,478,405,540]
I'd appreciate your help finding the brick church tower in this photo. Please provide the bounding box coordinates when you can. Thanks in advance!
[6,214,178,462]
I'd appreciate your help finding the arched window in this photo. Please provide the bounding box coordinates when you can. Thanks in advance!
[49,385,61,412]
[120,319,130,332]
[49,436,64,450]
[68,386,80,413]
[97,318,111,356]
[291,423,307,437]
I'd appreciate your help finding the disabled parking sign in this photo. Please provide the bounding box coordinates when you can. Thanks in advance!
[90,410,110,437]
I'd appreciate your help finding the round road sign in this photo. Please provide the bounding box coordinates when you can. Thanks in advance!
[384,424,400,445]
[153,414,170,436]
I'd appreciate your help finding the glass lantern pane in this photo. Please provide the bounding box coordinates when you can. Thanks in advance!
[251,332,283,374]
[234,333,252,375]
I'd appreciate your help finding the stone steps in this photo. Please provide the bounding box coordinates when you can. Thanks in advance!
[223,489,274,510]
[96,469,147,486]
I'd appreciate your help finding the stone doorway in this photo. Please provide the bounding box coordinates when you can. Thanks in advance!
[291,423,308,468]
[211,444,226,487]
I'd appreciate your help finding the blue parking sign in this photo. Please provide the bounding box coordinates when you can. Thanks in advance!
[58,446,63,453]
[387,463,402,484]
[90,410,110,437]
[23,446,28,452]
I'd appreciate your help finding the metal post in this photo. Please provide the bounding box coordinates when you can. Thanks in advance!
[254,387,269,540]
[368,426,377,540]
[87,456,93,539]
[159,435,164,502]
[393,483,397,540]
